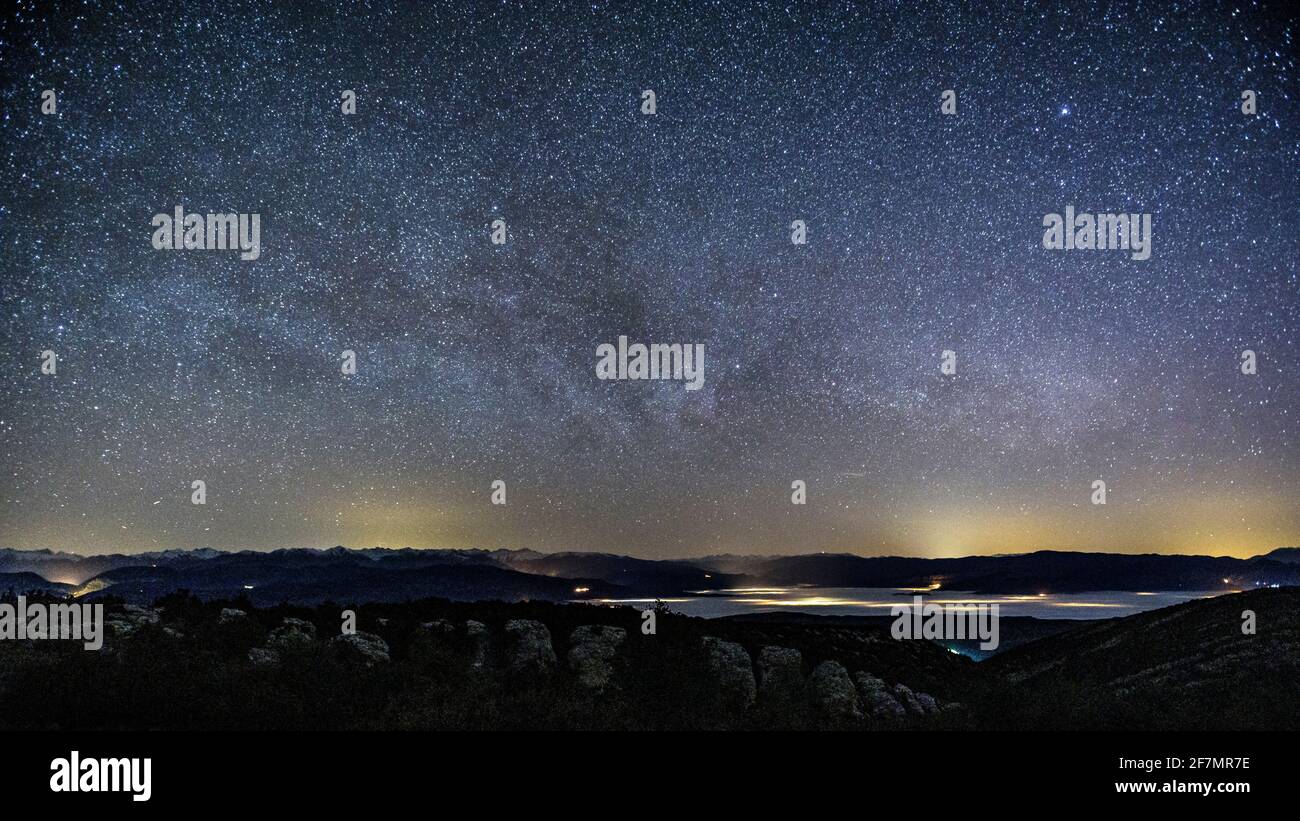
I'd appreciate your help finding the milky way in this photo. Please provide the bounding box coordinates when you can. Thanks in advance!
[1,0,1296,558]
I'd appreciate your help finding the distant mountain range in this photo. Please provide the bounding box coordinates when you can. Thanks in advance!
[696,548,1300,593]
[0,571,75,597]
[1,545,1297,606]
[1264,547,1300,564]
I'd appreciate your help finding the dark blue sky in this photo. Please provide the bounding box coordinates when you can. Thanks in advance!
[1,0,1296,558]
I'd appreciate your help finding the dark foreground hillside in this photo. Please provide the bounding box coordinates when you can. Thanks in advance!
[983,587,1300,730]
[0,588,1296,730]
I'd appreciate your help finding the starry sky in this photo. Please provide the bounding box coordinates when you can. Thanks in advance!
[1,0,1297,559]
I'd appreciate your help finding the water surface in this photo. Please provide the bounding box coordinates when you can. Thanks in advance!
[590,586,1231,619]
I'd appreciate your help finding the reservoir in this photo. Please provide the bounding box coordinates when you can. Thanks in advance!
[588,587,1231,620]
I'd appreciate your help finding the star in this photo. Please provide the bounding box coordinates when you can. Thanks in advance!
[0,0,1295,560]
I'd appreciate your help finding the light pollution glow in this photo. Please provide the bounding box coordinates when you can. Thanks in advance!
[1,2,1296,562]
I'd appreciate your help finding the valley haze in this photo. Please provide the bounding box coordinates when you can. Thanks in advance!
[2,545,1297,609]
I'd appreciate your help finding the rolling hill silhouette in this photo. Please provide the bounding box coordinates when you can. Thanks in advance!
[1,546,1296,605]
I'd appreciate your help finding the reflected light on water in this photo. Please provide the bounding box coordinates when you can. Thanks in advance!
[581,586,1228,620]
[686,587,791,596]
[743,596,883,608]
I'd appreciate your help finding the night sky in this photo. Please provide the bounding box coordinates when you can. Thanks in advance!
[1,0,1296,559]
